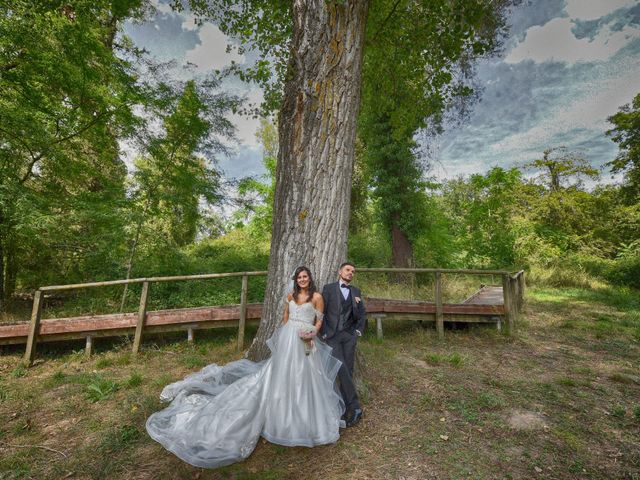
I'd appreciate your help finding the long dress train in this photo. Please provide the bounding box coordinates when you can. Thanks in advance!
[146,300,345,468]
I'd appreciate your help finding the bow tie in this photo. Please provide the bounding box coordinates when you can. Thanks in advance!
[341,283,350,289]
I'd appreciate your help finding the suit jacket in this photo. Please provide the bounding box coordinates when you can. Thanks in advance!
[321,281,367,340]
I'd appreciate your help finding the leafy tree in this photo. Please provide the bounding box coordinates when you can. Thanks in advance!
[607,92,640,201]
[442,167,523,268]
[235,118,278,237]
[120,79,236,308]
[523,147,602,252]
[0,0,147,309]
[358,0,510,267]
[525,147,599,192]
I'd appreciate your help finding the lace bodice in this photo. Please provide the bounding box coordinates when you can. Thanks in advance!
[288,300,321,325]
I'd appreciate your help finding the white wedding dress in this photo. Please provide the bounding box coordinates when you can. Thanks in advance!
[146,300,345,468]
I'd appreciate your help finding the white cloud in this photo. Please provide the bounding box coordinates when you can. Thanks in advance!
[180,13,200,31]
[488,66,638,161]
[505,17,639,64]
[565,0,637,21]
[184,24,245,72]
[232,89,265,149]
[150,0,173,14]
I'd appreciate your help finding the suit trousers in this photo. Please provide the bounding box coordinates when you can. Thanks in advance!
[326,329,360,411]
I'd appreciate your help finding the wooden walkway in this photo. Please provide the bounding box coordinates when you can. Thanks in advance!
[2,268,525,364]
[0,290,508,346]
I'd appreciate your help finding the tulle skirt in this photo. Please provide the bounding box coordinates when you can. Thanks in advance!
[145,321,345,468]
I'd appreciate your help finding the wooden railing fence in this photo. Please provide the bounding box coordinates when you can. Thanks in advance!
[22,268,525,365]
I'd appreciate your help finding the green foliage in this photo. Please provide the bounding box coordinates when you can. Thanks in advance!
[607,93,640,201]
[235,118,278,237]
[0,2,240,314]
[0,1,146,305]
[99,424,142,454]
[11,363,27,378]
[180,0,292,114]
[440,167,523,268]
[525,147,599,192]
[0,383,8,402]
[85,376,120,402]
[125,372,143,388]
[358,0,509,266]
[348,225,392,267]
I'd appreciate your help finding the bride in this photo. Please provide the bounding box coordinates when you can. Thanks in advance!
[146,266,345,468]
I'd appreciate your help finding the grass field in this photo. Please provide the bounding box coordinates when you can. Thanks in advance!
[1,284,639,479]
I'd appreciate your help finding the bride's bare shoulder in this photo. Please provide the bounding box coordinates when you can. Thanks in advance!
[311,292,323,303]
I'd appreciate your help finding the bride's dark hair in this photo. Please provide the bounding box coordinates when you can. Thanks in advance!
[292,266,316,303]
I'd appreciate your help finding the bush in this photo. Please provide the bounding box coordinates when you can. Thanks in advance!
[348,228,391,267]
[605,255,640,288]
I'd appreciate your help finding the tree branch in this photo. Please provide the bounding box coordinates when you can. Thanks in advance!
[373,0,403,41]
[0,440,68,458]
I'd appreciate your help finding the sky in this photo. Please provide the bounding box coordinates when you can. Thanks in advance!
[124,0,640,183]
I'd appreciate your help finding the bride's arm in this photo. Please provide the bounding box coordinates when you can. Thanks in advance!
[282,293,292,325]
[312,293,324,333]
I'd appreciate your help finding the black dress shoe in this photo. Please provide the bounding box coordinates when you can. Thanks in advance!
[346,408,362,427]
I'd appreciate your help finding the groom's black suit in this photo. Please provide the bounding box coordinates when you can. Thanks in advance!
[321,281,367,412]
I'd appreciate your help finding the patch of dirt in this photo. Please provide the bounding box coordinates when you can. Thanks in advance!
[506,410,548,430]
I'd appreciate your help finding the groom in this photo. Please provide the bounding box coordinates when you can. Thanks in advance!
[321,262,367,427]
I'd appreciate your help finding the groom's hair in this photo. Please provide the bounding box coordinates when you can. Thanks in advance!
[339,262,355,270]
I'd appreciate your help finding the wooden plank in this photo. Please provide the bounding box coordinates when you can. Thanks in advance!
[40,271,269,292]
[461,286,487,304]
[132,281,150,354]
[23,290,43,365]
[463,286,504,305]
[0,301,504,343]
[2,296,507,347]
[37,268,515,293]
[359,267,510,275]
[0,318,262,345]
[238,275,248,351]
[0,304,264,341]
[435,272,444,339]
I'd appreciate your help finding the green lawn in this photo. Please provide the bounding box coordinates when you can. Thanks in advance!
[1,285,639,479]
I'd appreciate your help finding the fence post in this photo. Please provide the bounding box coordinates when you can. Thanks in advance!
[85,335,93,357]
[132,281,150,354]
[511,276,519,324]
[375,315,384,339]
[435,272,444,339]
[24,290,44,365]
[517,272,526,311]
[238,274,248,351]
[502,274,513,335]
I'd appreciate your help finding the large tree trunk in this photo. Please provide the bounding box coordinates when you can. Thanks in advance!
[246,1,368,361]
[391,221,413,268]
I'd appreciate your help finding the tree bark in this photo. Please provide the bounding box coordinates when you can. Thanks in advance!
[391,222,413,268]
[246,0,369,361]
